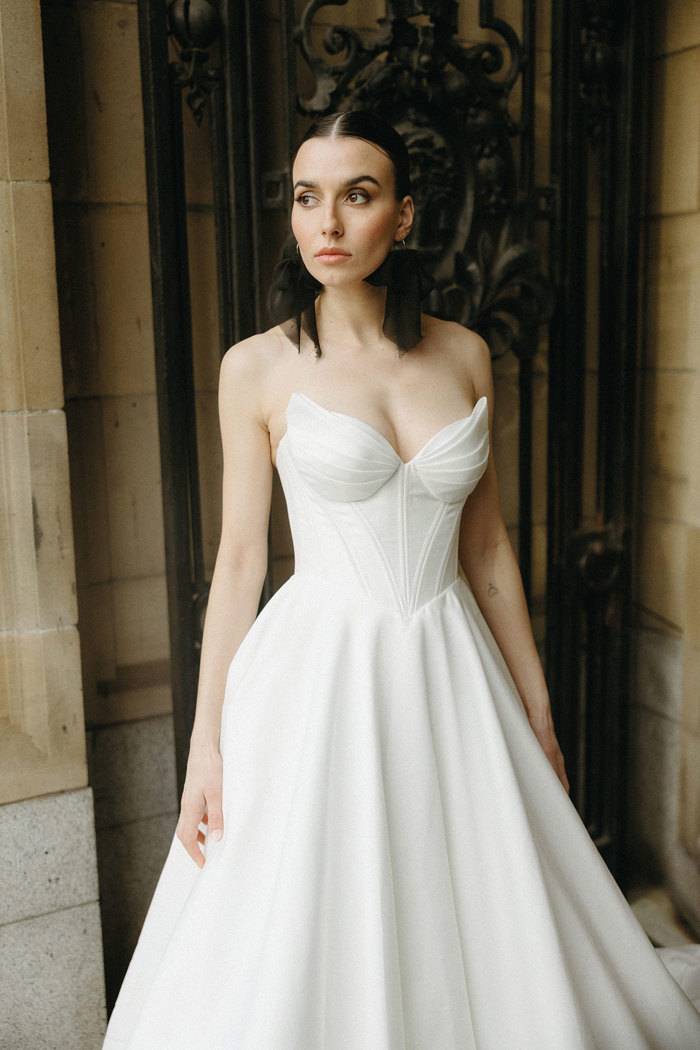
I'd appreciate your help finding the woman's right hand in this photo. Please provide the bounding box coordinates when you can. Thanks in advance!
[176,741,224,869]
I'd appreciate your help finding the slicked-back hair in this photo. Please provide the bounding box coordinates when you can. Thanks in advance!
[297,111,411,201]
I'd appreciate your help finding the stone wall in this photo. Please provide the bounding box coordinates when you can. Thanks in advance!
[0,0,106,1044]
[627,1,700,932]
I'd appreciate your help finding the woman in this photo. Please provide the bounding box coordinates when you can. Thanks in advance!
[103,111,700,1049]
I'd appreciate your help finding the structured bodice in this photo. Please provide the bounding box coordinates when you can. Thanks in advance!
[276,391,490,617]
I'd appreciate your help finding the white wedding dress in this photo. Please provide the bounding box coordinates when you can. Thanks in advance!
[103,391,700,1049]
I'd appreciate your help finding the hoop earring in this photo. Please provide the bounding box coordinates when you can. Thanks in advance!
[393,238,407,251]
[296,242,300,255]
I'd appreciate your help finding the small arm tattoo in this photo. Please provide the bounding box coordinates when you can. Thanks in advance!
[488,582,499,598]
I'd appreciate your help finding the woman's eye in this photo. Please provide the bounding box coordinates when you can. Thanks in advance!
[294,193,315,207]
[347,190,369,203]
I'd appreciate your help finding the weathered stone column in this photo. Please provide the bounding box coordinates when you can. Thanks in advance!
[0,1,107,1044]
[629,5,700,934]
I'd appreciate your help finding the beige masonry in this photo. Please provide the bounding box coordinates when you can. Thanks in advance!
[0,1,84,806]
[0,0,106,1044]
[627,0,700,930]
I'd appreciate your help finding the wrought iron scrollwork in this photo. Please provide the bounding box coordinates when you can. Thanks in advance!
[167,0,222,124]
[294,0,551,361]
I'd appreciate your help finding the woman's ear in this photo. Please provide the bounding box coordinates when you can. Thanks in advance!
[396,194,415,242]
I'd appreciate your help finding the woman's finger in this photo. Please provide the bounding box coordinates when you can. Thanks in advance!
[176,800,206,869]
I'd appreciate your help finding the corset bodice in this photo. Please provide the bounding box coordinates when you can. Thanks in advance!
[276,391,490,617]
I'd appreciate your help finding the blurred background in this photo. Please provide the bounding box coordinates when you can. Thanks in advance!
[1,1,698,1045]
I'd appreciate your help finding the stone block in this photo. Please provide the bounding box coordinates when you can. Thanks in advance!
[40,0,89,203]
[188,209,220,392]
[640,369,695,523]
[77,580,118,714]
[0,626,87,805]
[0,0,50,181]
[637,515,687,630]
[195,390,224,576]
[645,213,700,373]
[86,680,173,729]
[0,903,106,1049]
[0,181,64,411]
[112,574,169,667]
[101,394,165,579]
[0,409,78,632]
[87,715,178,831]
[679,728,700,859]
[689,422,700,530]
[681,642,700,735]
[0,788,99,926]
[649,48,700,216]
[686,526,700,648]
[65,397,112,587]
[633,625,684,723]
[90,204,155,396]
[53,202,101,399]
[79,0,147,203]
[96,812,177,1008]
[627,702,681,872]
[653,0,700,56]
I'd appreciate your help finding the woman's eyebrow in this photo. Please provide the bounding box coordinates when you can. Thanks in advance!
[292,174,381,191]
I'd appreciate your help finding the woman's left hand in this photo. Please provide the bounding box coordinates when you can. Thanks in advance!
[527,708,570,795]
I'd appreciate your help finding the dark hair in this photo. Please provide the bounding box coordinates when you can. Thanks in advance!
[268,111,433,357]
[296,110,411,200]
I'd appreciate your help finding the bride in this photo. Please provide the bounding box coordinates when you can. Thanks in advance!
[103,110,700,1049]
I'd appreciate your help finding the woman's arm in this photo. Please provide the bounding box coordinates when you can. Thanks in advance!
[177,339,274,867]
[457,336,569,794]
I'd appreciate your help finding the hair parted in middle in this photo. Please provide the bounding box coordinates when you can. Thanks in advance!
[267,109,435,358]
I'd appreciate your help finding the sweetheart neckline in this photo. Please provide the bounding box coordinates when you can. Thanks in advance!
[278,390,488,467]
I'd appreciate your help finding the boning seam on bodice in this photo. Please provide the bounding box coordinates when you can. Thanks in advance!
[351,499,407,615]
[399,466,409,617]
[434,513,459,601]
[408,501,449,617]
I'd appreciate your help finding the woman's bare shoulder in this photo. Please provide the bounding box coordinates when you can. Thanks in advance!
[420,315,491,376]
[221,323,291,376]
[220,324,293,393]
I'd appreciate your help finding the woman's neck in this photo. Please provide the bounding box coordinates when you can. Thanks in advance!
[315,282,389,350]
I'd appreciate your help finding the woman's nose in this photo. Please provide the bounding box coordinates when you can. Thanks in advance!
[321,202,342,237]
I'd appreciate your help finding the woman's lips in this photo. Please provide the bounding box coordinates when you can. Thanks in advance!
[315,249,351,263]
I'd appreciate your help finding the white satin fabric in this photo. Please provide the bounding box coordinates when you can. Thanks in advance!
[103,391,700,1049]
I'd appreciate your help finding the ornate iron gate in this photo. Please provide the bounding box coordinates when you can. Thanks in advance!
[138,0,649,885]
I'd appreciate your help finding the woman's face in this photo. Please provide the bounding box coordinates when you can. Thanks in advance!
[291,135,414,288]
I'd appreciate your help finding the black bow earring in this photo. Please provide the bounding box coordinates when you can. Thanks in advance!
[267,241,323,355]
[364,239,435,352]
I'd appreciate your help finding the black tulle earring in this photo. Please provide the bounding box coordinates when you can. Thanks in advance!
[267,244,323,357]
[364,240,435,353]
